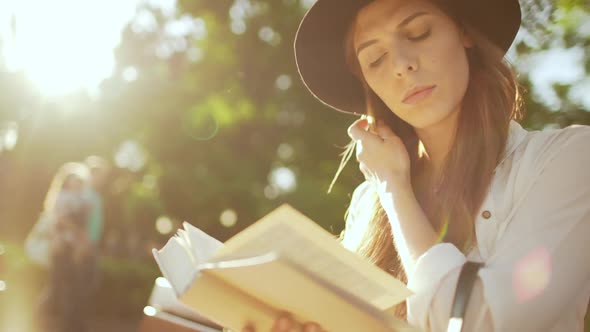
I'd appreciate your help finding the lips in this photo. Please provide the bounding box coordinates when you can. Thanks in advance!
[402,85,436,104]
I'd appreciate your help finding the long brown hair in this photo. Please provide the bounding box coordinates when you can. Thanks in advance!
[336,2,524,318]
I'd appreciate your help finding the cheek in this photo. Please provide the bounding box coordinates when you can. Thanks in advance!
[420,50,469,117]
[363,70,390,103]
[437,39,470,101]
[447,52,470,107]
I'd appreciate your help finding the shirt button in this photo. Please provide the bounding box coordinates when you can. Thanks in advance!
[482,210,492,219]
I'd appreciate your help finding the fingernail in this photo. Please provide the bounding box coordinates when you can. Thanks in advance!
[304,323,320,332]
[278,316,292,330]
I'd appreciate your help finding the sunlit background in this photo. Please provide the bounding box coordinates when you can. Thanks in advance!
[0,0,588,331]
[0,0,141,97]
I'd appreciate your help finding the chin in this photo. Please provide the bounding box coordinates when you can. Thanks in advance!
[407,118,440,130]
[403,107,459,130]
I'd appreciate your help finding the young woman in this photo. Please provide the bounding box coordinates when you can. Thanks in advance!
[244,0,590,331]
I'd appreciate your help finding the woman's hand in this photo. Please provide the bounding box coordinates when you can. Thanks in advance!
[347,118,411,191]
[241,312,323,332]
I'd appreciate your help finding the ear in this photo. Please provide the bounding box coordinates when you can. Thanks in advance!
[460,26,474,48]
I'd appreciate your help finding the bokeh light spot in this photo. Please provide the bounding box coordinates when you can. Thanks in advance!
[275,74,292,91]
[114,139,147,172]
[277,143,294,161]
[269,167,296,193]
[0,122,18,152]
[131,8,158,34]
[258,26,280,46]
[264,185,279,200]
[220,209,238,228]
[155,216,173,235]
[231,20,247,35]
[143,306,157,317]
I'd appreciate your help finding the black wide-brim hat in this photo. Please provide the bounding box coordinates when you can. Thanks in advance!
[294,0,522,115]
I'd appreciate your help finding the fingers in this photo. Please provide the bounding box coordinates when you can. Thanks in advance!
[271,313,295,332]
[241,324,255,332]
[349,118,396,144]
[347,118,381,142]
[302,322,322,332]
[347,118,369,141]
[243,314,322,332]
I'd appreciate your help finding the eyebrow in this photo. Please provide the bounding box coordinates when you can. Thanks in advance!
[356,11,429,56]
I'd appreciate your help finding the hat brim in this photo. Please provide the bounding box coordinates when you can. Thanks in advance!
[294,0,521,115]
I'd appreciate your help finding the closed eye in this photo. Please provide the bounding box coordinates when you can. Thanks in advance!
[408,29,431,41]
[369,53,387,68]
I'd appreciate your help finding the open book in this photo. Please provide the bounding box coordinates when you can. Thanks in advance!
[153,204,419,332]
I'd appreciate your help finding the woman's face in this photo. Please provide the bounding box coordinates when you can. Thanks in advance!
[353,0,472,129]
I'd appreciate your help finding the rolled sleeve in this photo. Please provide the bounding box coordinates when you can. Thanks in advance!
[406,243,467,328]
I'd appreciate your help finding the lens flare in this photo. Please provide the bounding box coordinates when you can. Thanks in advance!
[436,213,449,242]
[512,247,552,303]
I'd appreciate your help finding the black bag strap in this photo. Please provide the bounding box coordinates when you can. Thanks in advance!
[447,261,484,332]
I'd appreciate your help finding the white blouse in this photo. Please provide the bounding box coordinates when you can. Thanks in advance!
[343,121,590,331]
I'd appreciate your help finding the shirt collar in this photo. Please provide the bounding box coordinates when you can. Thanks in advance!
[495,120,528,172]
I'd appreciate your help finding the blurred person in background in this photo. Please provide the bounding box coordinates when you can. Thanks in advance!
[81,156,110,310]
[27,162,97,332]
[83,156,110,249]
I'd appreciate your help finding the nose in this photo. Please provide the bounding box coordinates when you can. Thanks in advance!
[392,48,418,78]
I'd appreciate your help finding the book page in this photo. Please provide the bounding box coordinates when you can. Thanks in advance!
[182,222,224,265]
[213,204,412,310]
[152,237,198,296]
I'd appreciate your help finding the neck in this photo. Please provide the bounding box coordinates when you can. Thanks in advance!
[415,110,460,175]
